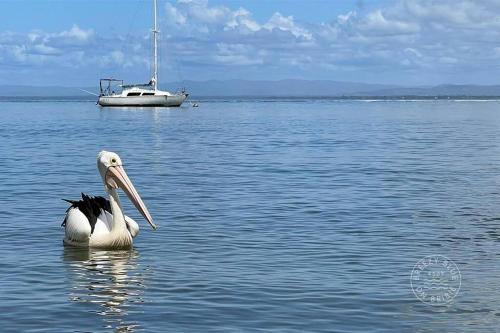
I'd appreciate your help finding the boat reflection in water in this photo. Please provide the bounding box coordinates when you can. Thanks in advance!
[62,248,147,332]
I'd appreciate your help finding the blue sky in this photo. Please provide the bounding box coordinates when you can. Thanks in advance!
[1,0,500,86]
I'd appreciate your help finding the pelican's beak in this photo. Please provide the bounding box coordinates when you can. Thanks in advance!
[105,165,157,230]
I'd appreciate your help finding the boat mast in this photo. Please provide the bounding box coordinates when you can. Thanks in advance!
[152,0,158,90]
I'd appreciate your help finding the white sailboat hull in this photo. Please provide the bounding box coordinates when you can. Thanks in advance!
[98,93,188,107]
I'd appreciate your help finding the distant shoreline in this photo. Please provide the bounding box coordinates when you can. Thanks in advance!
[3,80,500,99]
[3,95,500,101]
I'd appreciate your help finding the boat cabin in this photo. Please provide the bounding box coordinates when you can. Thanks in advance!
[126,91,156,96]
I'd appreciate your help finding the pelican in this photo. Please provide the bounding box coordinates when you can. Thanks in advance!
[62,151,156,249]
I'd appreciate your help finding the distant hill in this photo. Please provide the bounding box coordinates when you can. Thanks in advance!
[1,81,500,97]
[161,79,397,97]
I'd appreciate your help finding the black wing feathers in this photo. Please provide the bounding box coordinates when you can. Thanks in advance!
[61,193,111,234]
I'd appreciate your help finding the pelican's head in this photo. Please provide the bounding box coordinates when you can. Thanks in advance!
[97,151,156,230]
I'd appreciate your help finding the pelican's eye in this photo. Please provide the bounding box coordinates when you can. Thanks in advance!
[111,158,117,164]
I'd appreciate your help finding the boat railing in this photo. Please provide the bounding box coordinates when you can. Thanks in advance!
[99,78,124,96]
[176,87,189,97]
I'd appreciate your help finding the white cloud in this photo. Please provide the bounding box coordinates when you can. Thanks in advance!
[165,2,187,25]
[0,24,148,72]
[31,44,61,56]
[57,24,94,42]
[359,10,420,35]
[110,50,125,64]
[214,43,263,65]
[225,8,260,33]
[163,0,312,40]
[263,13,313,40]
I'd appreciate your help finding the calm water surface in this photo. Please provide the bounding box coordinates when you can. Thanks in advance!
[2,99,500,332]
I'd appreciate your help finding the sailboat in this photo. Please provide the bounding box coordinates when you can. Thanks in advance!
[98,0,188,107]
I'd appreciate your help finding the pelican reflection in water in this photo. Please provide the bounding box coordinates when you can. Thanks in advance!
[63,247,148,332]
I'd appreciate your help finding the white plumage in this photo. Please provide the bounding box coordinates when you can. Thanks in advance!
[64,207,140,247]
